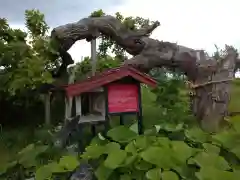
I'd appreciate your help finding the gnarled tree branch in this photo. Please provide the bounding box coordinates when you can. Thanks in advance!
[51,15,238,132]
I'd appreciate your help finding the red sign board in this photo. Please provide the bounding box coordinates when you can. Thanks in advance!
[107,83,139,113]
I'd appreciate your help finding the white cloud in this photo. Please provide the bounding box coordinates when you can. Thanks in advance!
[69,0,240,61]
[10,0,240,63]
[115,0,240,53]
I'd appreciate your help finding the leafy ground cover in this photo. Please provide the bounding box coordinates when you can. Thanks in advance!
[0,79,240,179]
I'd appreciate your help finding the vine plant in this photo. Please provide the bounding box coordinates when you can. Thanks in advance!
[2,119,240,180]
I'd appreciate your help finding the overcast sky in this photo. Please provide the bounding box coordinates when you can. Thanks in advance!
[1,0,240,63]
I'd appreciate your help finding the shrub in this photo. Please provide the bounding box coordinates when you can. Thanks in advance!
[5,120,238,180]
[150,68,192,125]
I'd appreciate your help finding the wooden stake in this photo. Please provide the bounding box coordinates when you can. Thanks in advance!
[44,93,51,126]
[91,39,97,75]
[90,39,97,135]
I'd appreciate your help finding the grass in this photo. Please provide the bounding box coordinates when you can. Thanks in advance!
[0,128,35,167]
[229,79,240,112]
[1,79,240,167]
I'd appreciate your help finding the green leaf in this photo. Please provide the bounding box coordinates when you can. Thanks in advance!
[203,143,220,154]
[171,141,193,164]
[0,165,7,175]
[161,171,179,180]
[0,160,17,175]
[131,170,146,179]
[122,155,137,166]
[196,167,238,180]
[230,145,240,159]
[125,141,138,154]
[192,152,230,170]
[35,165,52,180]
[90,134,108,146]
[18,143,35,155]
[129,122,138,133]
[185,128,210,143]
[58,155,79,171]
[19,144,48,156]
[154,125,161,132]
[134,136,151,150]
[105,142,121,153]
[120,174,132,180]
[104,149,127,169]
[232,119,240,132]
[162,123,184,132]
[19,156,38,168]
[135,160,153,170]
[144,127,158,135]
[212,131,239,149]
[173,165,195,180]
[46,162,65,173]
[81,144,105,159]
[107,126,137,143]
[18,145,48,168]
[95,163,113,180]
[154,137,171,148]
[146,168,161,180]
[141,147,175,168]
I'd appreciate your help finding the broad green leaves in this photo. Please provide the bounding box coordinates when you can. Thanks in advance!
[81,145,105,159]
[161,171,179,180]
[104,149,127,169]
[191,152,230,170]
[171,141,193,164]
[107,126,138,143]
[18,144,48,168]
[95,163,113,180]
[4,121,240,180]
[58,156,79,171]
[146,168,161,180]
[203,143,221,154]
[185,127,210,143]
[35,162,63,180]
[196,167,239,180]
[35,155,79,180]
[141,147,174,168]
[77,124,240,180]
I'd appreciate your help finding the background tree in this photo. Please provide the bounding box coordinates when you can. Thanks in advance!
[0,10,61,126]
[0,8,188,126]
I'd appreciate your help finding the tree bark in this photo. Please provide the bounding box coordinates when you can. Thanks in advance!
[191,47,237,132]
[51,15,238,132]
[44,93,51,126]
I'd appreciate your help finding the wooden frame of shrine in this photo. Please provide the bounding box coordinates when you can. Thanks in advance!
[59,66,157,134]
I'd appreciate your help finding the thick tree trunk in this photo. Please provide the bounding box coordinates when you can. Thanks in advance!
[189,47,237,132]
[51,15,238,132]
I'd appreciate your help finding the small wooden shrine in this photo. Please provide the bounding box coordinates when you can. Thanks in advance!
[59,66,157,134]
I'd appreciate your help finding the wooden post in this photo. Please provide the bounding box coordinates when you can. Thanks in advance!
[44,93,51,126]
[90,39,97,135]
[91,39,97,75]
[137,83,143,134]
[104,86,110,135]
[65,97,73,120]
[64,65,77,123]
[120,115,124,125]
[75,96,82,116]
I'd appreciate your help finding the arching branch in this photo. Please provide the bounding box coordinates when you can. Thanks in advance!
[51,15,238,132]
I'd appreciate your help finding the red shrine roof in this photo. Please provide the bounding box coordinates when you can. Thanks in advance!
[63,66,157,97]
